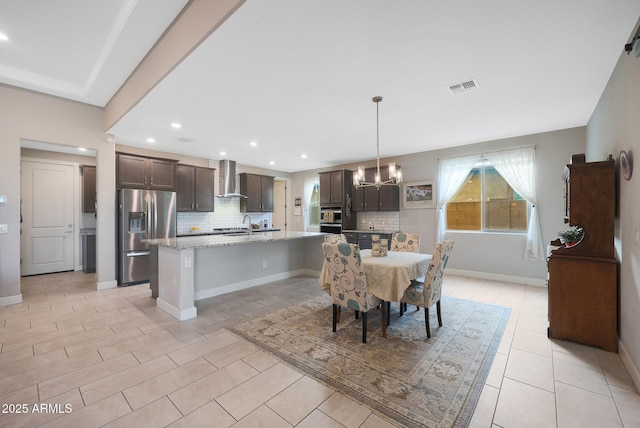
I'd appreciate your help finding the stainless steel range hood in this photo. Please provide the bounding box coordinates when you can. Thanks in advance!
[218,160,247,198]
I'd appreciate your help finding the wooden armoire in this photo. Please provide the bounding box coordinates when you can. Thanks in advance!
[547,155,618,352]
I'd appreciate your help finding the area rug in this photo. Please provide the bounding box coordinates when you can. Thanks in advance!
[228,295,510,428]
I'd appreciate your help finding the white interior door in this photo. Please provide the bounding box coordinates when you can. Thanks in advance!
[21,160,75,276]
[273,180,286,231]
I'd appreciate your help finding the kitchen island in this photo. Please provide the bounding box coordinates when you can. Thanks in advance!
[145,231,325,320]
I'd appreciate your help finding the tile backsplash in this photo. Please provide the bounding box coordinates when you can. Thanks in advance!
[354,211,400,232]
[177,198,271,234]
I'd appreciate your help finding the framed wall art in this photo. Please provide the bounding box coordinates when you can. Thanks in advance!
[403,180,436,209]
[620,150,632,180]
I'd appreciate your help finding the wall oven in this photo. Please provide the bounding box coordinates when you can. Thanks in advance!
[320,209,342,234]
[320,209,342,224]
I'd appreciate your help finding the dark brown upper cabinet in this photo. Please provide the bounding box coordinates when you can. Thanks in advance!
[352,165,400,211]
[240,173,274,212]
[116,153,177,191]
[319,170,352,207]
[81,165,96,213]
[176,164,215,212]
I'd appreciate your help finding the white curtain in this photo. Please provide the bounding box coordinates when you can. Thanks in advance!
[485,146,544,261]
[437,155,478,241]
[303,175,319,232]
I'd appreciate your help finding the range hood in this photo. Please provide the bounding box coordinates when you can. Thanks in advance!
[217,160,247,198]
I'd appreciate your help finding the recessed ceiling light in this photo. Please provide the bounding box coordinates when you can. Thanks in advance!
[249,141,258,147]
[171,122,182,129]
[78,147,87,152]
[269,161,275,165]
[301,154,307,159]
[146,137,156,143]
[219,151,227,156]
[0,33,9,42]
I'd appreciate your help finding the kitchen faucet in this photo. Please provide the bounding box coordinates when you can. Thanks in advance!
[243,214,252,236]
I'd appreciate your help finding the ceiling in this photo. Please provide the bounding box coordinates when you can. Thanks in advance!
[2,1,640,172]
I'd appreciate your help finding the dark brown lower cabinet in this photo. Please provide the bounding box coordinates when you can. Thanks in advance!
[547,253,617,352]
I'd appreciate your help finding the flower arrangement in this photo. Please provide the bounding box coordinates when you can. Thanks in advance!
[558,226,584,247]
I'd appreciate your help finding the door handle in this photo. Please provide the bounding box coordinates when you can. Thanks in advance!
[126,251,150,257]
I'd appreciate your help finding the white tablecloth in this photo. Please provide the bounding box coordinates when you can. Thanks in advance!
[320,249,432,302]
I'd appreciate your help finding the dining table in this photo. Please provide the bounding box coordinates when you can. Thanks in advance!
[319,249,432,303]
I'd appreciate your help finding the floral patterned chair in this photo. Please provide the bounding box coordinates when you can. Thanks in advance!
[399,240,454,338]
[390,232,421,253]
[323,233,347,244]
[321,242,386,343]
[391,232,421,316]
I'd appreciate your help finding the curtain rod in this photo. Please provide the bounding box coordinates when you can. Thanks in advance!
[437,144,535,161]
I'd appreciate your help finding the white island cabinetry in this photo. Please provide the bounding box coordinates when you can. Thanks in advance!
[146,231,325,320]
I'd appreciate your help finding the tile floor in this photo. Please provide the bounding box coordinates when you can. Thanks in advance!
[0,271,638,427]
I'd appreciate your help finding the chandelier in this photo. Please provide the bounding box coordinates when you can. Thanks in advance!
[353,96,402,188]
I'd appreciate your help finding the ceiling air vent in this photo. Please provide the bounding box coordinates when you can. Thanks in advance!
[447,78,480,96]
[178,137,195,143]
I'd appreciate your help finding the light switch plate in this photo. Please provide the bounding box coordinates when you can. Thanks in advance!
[0,224,8,233]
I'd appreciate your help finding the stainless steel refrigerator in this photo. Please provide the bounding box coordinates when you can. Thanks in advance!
[118,189,176,286]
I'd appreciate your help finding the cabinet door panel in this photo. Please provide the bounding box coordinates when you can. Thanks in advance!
[195,167,215,212]
[243,173,263,211]
[149,159,176,191]
[176,165,195,211]
[344,232,358,244]
[82,166,96,213]
[352,186,364,211]
[261,176,274,212]
[117,155,147,189]
[330,171,343,205]
[378,186,399,211]
[319,172,332,205]
[548,255,617,352]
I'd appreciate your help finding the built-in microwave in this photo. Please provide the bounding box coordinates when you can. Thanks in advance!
[320,209,342,224]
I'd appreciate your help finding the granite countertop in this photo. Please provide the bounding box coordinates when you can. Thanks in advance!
[342,229,399,234]
[177,228,281,237]
[145,230,325,250]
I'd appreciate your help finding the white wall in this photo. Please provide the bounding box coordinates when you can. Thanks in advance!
[290,127,585,282]
[586,22,640,386]
[0,85,117,302]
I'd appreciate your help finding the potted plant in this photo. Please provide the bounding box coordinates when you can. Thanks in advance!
[558,226,584,248]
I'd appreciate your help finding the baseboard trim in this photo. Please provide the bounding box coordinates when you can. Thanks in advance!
[157,297,197,321]
[446,269,546,287]
[619,340,640,392]
[0,294,23,306]
[97,280,117,290]
[303,268,322,277]
[194,269,308,301]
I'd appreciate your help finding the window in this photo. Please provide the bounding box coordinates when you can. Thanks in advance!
[446,161,528,232]
[308,183,320,227]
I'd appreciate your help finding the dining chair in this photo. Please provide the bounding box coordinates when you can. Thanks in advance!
[399,240,454,338]
[321,242,386,343]
[391,232,421,317]
[390,232,421,253]
[323,233,348,244]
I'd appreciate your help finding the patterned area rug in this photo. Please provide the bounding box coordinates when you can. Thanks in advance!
[228,295,510,428]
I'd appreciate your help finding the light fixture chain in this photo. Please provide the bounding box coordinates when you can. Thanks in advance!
[353,95,402,189]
